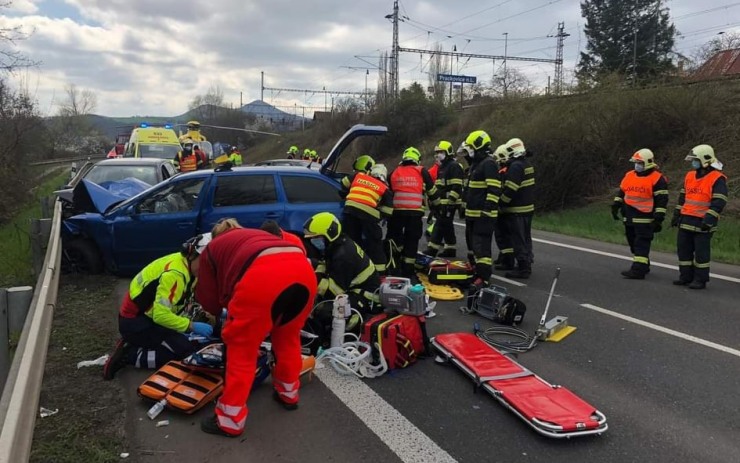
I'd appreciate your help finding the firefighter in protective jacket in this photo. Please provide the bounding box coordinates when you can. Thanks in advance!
[671,144,728,289]
[196,227,316,437]
[341,163,393,273]
[612,149,668,279]
[492,144,515,270]
[387,147,439,279]
[459,130,501,289]
[304,212,381,316]
[498,138,536,279]
[423,140,464,258]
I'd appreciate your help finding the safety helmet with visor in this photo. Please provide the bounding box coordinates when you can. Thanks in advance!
[352,155,375,173]
[303,212,342,253]
[630,148,656,172]
[401,147,421,164]
[685,144,722,170]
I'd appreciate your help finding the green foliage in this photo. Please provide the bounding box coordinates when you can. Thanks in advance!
[578,0,676,85]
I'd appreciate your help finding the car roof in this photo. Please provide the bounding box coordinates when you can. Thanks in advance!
[175,165,325,179]
[94,158,169,166]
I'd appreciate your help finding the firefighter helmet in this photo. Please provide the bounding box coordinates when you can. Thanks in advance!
[457,141,474,158]
[182,233,212,260]
[465,130,492,152]
[287,145,299,155]
[303,212,342,242]
[352,155,375,173]
[685,144,718,168]
[434,140,454,157]
[630,148,656,169]
[401,147,421,164]
[370,163,388,183]
[493,144,508,164]
[505,138,526,159]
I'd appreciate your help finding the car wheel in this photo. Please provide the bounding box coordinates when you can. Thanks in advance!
[62,239,104,274]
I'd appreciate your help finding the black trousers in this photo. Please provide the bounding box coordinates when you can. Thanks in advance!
[429,213,457,252]
[119,315,196,369]
[494,219,513,264]
[677,228,713,283]
[625,223,653,274]
[501,214,533,270]
[466,217,495,281]
[386,214,423,277]
[342,213,387,273]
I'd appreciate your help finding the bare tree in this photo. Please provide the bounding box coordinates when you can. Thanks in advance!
[490,68,533,98]
[189,85,225,120]
[58,83,98,116]
[0,5,37,72]
[691,31,740,69]
[427,43,450,104]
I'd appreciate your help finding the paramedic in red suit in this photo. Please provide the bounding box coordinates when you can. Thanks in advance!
[196,228,317,437]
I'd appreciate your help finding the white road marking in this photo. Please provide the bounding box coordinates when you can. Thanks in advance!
[580,303,740,359]
[315,367,457,463]
[490,275,527,287]
[451,221,740,284]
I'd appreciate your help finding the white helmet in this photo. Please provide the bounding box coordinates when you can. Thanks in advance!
[370,163,388,183]
[686,144,721,169]
[492,144,508,164]
[504,138,526,159]
[630,148,657,169]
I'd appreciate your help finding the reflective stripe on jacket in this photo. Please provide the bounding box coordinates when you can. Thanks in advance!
[119,252,192,332]
[391,165,424,211]
[345,172,388,219]
[620,170,662,213]
[177,152,199,172]
[681,170,726,218]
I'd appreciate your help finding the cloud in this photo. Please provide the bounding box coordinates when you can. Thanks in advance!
[0,0,735,117]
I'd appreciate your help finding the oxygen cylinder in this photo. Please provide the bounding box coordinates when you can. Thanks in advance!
[331,294,349,348]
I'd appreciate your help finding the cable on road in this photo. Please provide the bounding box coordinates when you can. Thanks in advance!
[474,324,537,353]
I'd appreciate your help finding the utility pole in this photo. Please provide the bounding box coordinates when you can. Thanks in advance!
[261,71,264,102]
[386,0,400,100]
[365,69,369,112]
[502,32,508,97]
[633,30,638,86]
[240,91,243,108]
[553,22,569,95]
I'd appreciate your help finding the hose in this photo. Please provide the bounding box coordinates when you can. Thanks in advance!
[474,324,537,353]
[315,341,388,378]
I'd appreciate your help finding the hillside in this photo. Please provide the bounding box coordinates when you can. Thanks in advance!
[247,80,740,215]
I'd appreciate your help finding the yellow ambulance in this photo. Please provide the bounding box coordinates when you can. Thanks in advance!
[123,124,182,160]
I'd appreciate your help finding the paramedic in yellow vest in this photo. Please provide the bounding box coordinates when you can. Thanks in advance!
[612,149,668,279]
[387,147,439,280]
[103,234,214,380]
[671,144,728,289]
[179,120,208,143]
[228,146,243,166]
[423,140,464,258]
[174,140,204,172]
[341,163,394,273]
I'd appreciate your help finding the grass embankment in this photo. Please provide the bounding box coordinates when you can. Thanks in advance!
[31,275,126,463]
[0,170,69,288]
[534,202,740,265]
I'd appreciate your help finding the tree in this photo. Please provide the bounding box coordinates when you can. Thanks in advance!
[491,68,533,98]
[58,83,97,116]
[577,0,676,85]
[427,43,450,104]
[691,31,740,68]
[188,85,225,120]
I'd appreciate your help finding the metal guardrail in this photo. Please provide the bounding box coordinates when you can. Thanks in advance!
[0,200,62,463]
[29,155,105,167]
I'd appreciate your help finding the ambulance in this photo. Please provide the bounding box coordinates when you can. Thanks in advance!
[123,124,183,160]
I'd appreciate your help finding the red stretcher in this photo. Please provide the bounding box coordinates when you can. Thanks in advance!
[432,333,608,438]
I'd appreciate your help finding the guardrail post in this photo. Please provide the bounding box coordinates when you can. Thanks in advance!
[0,289,8,395]
[30,219,52,277]
[7,287,33,335]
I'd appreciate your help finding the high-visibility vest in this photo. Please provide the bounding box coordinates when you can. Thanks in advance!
[346,173,387,216]
[229,152,243,166]
[620,170,662,213]
[177,152,198,172]
[681,170,726,218]
[391,165,424,211]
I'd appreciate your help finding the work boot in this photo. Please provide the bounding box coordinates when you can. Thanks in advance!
[672,279,691,286]
[421,247,438,257]
[494,255,515,271]
[620,269,646,280]
[688,281,707,290]
[439,248,457,258]
[505,264,531,279]
[201,415,239,438]
[102,339,131,381]
[273,391,299,411]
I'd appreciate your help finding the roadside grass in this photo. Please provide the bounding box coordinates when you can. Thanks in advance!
[0,170,68,288]
[533,203,740,265]
[31,275,126,463]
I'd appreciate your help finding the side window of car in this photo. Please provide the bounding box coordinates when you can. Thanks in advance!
[281,175,342,203]
[161,165,171,179]
[137,178,205,214]
[213,175,277,207]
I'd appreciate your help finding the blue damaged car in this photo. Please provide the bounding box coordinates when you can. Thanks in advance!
[62,124,388,275]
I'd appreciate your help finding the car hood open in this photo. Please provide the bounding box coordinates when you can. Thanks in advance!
[72,177,152,214]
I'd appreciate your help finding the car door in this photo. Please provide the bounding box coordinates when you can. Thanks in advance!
[109,176,209,273]
[278,173,344,233]
[200,172,285,231]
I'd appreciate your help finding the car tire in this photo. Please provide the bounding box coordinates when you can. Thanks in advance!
[63,239,104,274]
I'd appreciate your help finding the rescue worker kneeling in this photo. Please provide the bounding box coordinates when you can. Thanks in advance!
[103,234,213,380]
[196,227,317,437]
[304,212,381,321]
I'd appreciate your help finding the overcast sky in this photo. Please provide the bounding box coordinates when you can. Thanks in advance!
[1,0,738,117]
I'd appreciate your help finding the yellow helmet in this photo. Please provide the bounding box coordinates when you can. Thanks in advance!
[685,144,718,168]
[493,144,508,164]
[630,148,656,169]
[401,147,421,164]
[310,149,319,159]
[353,155,375,173]
[303,212,342,242]
[465,130,492,152]
[504,138,526,159]
[434,140,454,157]
[186,120,201,130]
[304,148,311,156]
[288,145,299,155]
